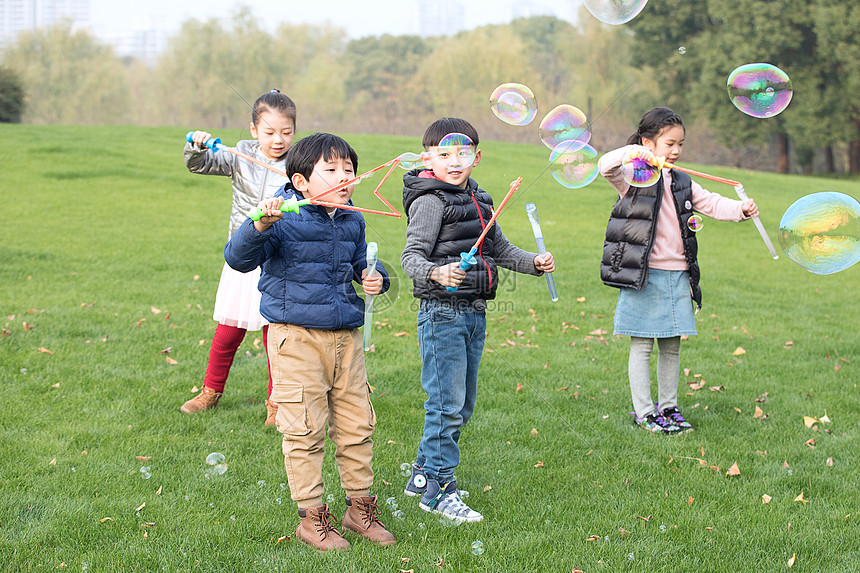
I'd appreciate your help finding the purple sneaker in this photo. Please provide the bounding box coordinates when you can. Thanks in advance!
[660,406,693,431]
[632,411,682,434]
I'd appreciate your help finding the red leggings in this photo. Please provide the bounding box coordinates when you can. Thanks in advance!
[203,323,273,396]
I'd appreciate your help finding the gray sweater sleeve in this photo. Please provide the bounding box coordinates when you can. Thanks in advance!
[401,194,444,285]
[492,224,542,276]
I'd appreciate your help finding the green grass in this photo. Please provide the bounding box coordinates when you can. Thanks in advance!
[1,125,858,572]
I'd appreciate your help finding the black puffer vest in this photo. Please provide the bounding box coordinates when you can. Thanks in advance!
[600,171,702,308]
[403,170,498,302]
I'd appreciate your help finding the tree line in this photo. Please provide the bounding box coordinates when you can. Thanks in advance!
[2,2,858,174]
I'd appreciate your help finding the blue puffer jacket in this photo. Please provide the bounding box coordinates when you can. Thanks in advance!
[224,185,390,329]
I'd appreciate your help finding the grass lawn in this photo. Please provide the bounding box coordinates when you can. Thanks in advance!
[1,125,858,572]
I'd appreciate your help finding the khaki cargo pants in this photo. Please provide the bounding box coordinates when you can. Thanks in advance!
[268,323,376,504]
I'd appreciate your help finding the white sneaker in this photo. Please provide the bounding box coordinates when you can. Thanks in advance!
[418,479,483,523]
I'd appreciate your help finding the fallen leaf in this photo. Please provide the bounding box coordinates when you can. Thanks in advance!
[576,297,586,302]
[683,368,690,376]
[516,383,523,392]
[794,492,808,503]
[819,411,832,424]
[636,515,653,521]
[754,406,764,419]
[530,428,539,436]
[401,558,410,563]
[732,346,746,356]
[191,385,199,393]
[688,496,694,505]
[166,357,178,365]
[38,347,53,354]
[155,485,162,495]
[534,461,544,468]
[618,527,631,536]
[382,479,392,485]
[585,535,601,542]
[709,385,724,392]
[392,331,409,337]
[51,383,60,388]
[826,457,833,467]
[140,522,156,528]
[159,347,171,354]
[1,329,10,337]
[788,553,796,568]
[762,494,772,504]
[805,438,816,448]
[556,386,569,391]
[803,416,818,428]
[135,502,146,511]
[49,457,57,465]
[23,321,34,331]
[785,340,793,346]
[150,306,161,314]
[99,517,113,523]
[386,440,397,444]
[276,535,290,544]
[136,456,151,462]
[733,407,742,414]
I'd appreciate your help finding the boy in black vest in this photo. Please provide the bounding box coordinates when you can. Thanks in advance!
[400,118,555,522]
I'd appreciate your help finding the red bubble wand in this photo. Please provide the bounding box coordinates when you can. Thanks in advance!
[624,150,779,260]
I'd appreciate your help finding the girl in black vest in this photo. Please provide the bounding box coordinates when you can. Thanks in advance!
[598,107,759,434]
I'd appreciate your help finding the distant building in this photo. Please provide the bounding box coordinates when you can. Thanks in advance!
[415,0,466,38]
[106,26,169,65]
[0,0,90,47]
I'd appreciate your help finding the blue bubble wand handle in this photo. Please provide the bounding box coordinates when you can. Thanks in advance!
[363,242,379,351]
[734,185,779,260]
[525,202,559,302]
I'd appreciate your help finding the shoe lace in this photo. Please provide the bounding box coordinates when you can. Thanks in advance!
[314,508,338,536]
[663,408,686,424]
[355,498,384,527]
[441,491,470,513]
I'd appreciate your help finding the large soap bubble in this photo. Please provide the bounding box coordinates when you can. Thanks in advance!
[489,83,538,126]
[727,63,793,118]
[778,192,860,275]
[584,0,648,25]
[620,147,660,188]
[548,142,599,189]
[538,105,590,151]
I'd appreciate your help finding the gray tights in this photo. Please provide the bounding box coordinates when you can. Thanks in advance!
[628,336,681,418]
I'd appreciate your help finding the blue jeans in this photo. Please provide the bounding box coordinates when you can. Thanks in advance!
[415,299,486,482]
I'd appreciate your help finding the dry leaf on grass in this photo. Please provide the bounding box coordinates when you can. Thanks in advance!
[585,535,601,542]
[732,346,746,356]
[754,406,764,418]
[803,416,818,428]
[788,553,796,568]
[762,494,772,504]
[166,357,178,365]
[534,461,544,468]
[726,462,741,477]
[276,535,290,544]
[136,456,151,462]
[794,492,808,503]
[151,306,161,314]
[38,347,53,354]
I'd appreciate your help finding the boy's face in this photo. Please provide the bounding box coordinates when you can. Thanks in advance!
[292,154,356,209]
[422,144,481,189]
[249,109,295,160]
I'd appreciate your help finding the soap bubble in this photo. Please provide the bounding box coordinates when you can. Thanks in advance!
[139,466,151,480]
[257,480,266,487]
[396,152,422,170]
[678,46,687,55]
[326,494,335,504]
[400,462,412,477]
[778,192,860,275]
[20,368,27,374]
[628,553,635,561]
[471,540,485,556]
[621,148,660,188]
[392,509,405,520]
[489,83,538,126]
[688,214,704,232]
[205,452,225,465]
[386,496,398,507]
[727,63,792,118]
[275,498,282,505]
[430,132,476,169]
[538,105,590,151]
[584,0,648,25]
[548,142,599,189]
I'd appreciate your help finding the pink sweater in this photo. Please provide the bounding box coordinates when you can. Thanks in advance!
[598,146,748,270]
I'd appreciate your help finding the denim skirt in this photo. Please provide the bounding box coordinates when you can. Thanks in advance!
[613,269,697,338]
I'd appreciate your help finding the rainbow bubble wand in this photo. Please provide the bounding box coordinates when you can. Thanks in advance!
[363,242,378,351]
[624,150,779,260]
[525,203,558,302]
[185,132,402,219]
[447,177,522,292]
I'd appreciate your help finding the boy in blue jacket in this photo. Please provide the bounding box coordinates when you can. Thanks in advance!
[225,133,395,551]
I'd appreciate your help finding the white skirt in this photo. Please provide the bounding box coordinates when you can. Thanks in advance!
[212,263,268,331]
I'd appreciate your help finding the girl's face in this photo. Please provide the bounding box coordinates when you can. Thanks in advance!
[643,125,685,165]
[250,109,295,160]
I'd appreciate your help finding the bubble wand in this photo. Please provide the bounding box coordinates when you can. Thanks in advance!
[447,177,522,292]
[624,150,779,260]
[185,132,402,219]
[363,242,378,351]
[525,203,558,302]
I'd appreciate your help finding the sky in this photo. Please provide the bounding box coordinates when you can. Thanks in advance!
[89,0,582,40]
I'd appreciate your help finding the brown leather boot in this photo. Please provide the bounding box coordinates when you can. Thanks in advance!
[264,399,278,427]
[342,495,396,546]
[296,505,349,551]
[180,386,222,414]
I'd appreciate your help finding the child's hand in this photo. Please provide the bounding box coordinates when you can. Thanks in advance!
[534,252,555,273]
[741,198,759,218]
[361,268,384,296]
[430,262,466,288]
[190,130,214,147]
[253,198,284,232]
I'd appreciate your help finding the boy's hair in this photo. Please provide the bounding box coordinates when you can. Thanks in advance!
[422,117,480,149]
[252,89,297,127]
[285,133,359,180]
[627,107,684,145]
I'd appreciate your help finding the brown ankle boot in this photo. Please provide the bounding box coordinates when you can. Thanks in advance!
[342,495,396,546]
[264,399,278,427]
[180,386,222,414]
[296,505,349,551]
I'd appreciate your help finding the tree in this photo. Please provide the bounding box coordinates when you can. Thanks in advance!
[0,67,24,122]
